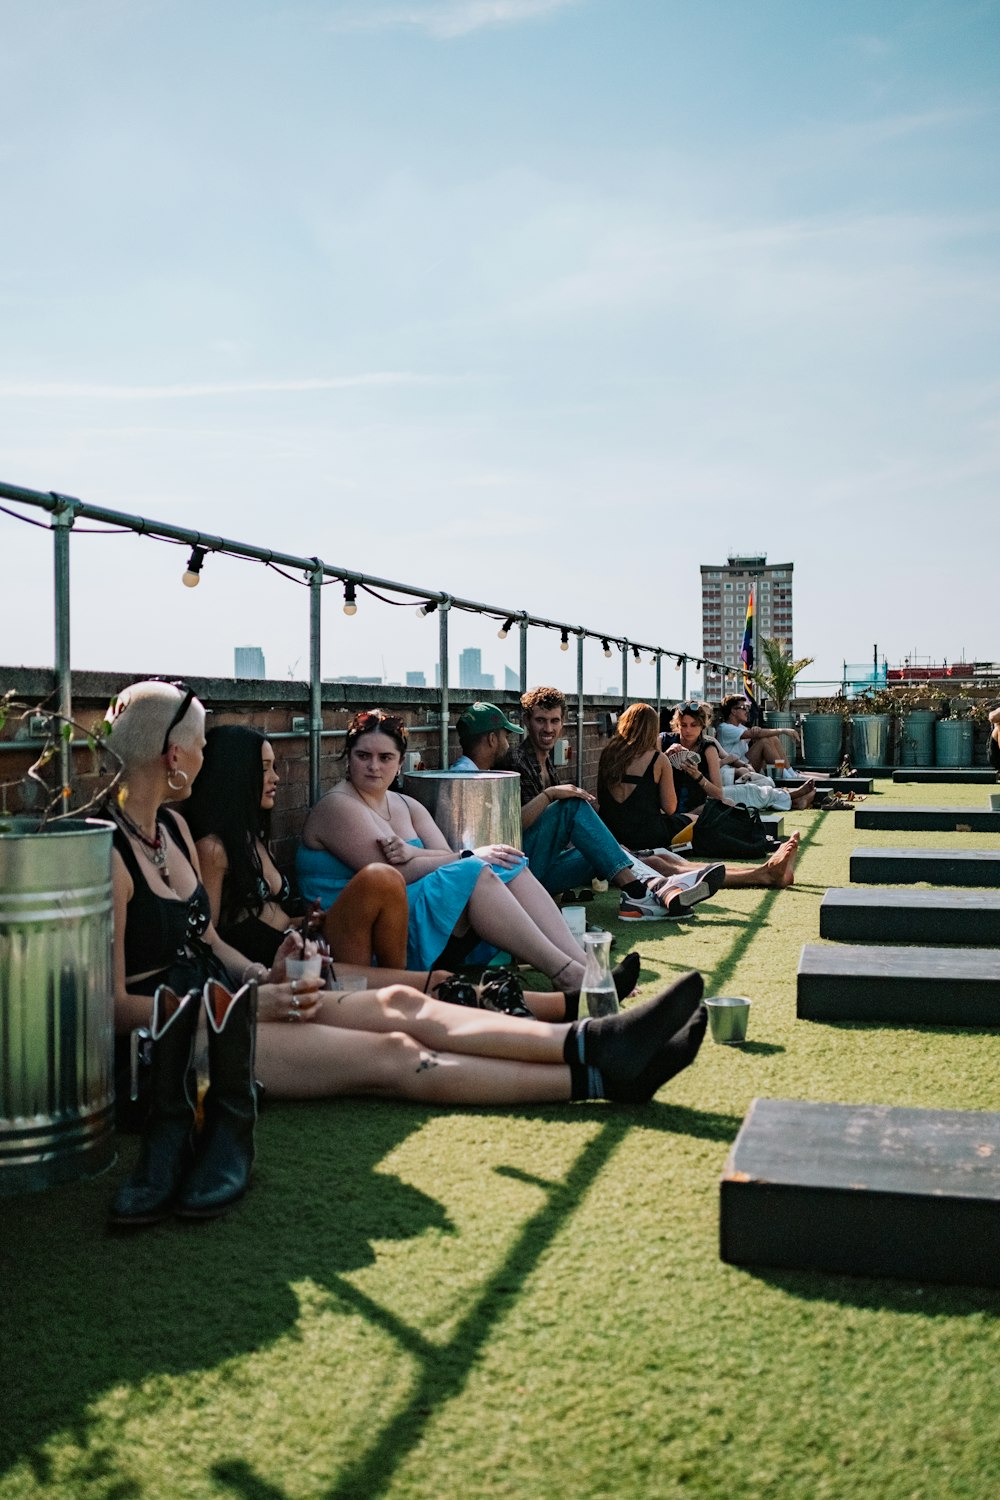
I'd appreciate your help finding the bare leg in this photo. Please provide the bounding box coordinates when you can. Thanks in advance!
[314,982,572,1062]
[747,735,786,772]
[789,785,816,810]
[466,868,584,988]
[322,961,568,1023]
[324,865,409,968]
[719,832,800,888]
[256,1024,570,1103]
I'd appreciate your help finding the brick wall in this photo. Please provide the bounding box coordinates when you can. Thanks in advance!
[1,668,632,870]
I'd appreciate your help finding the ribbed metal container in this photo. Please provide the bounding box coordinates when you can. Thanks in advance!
[851,715,890,768]
[802,714,844,767]
[402,771,522,851]
[900,711,937,766]
[935,718,973,767]
[0,817,116,1194]
[765,711,798,766]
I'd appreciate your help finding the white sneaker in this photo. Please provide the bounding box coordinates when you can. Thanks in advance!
[619,886,684,922]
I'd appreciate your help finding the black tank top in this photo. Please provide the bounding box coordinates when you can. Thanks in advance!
[112,807,213,984]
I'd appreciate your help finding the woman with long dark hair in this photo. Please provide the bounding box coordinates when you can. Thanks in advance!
[185,725,409,970]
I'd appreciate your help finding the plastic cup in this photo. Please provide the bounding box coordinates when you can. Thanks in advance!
[562,905,587,941]
[329,976,368,992]
[285,956,323,982]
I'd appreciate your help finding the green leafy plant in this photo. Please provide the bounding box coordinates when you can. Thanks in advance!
[751,638,815,711]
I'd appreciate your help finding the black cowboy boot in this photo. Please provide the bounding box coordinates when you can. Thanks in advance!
[108,987,200,1227]
[176,980,258,1220]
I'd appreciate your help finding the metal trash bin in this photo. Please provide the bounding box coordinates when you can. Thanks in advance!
[402,771,522,851]
[0,816,115,1194]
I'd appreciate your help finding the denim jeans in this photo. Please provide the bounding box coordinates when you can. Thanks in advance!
[522,798,632,895]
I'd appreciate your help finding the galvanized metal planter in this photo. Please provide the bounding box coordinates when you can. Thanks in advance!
[764,710,798,766]
[402,771,522,851]
[802,714,844,767]
[900,710,938,766]
[0,816,115,1194]
[935,718,974,767]
[851,714,890,768]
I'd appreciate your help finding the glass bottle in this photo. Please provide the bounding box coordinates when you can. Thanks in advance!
[580,930,618,1017]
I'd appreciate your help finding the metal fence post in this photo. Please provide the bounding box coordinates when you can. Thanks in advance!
[52,502,74,798]
[576,632,585,778]
[519,616,528,696]
[621,640,628,703]
[309,561,323,806]
[681,658,688,699]
[438,598,450,767]
[655,653,662,720]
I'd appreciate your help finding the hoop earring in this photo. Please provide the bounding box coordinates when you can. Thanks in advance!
[167,768,189,793]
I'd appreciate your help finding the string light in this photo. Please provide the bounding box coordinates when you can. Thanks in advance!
[559,629,570,652]
[632,646,641,664]
[498,616,514,641]
[182,545,207,588]
[602,639,612,658]
[417,600,438,617]
[649,653,657,666]
[675,656,683,671]
[342,581,357,616]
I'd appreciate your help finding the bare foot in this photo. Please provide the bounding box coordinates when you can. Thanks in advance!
[759,831,800,887]
[791,785,816,810]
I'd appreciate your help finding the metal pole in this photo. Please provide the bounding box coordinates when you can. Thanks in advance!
[655,654,662,721]
[575,633,585,779]
[308,561,323,806]
[621,641,628,703]
[438,599,450,767]
[52,504,74,798]
[518,616,528,696]
[681,658,688,699]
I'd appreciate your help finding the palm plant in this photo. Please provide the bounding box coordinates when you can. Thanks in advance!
[751,638,815,712]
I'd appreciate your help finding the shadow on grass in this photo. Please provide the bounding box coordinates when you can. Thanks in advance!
[738,1040,785,1055]
[746,1265,1000,1318]
[0,1099,448,1482]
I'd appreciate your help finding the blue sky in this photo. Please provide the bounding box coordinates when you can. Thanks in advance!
[1,0,998,696]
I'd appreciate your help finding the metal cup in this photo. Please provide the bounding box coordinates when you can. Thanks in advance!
[705,996,751,1044]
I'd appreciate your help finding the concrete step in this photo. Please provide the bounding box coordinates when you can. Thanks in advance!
[720,1097,1000,1287]
[893,768,996,784]
[820,887,1000,946]
[797,941,1000,1025]
[850,846,1000,886]
[855,806,1000,833]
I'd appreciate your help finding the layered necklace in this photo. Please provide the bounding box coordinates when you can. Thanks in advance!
[114,803,172,888]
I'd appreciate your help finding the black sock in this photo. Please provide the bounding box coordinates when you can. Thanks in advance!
[612,952,641,1000]
[583,972,704,1089]
[606,1003,708,1104]
[621,879,647,899]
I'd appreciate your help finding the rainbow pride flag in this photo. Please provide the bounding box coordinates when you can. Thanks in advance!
[740,588,759,720]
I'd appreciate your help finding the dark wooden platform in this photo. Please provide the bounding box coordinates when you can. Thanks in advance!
[854,806,1000,832]
[893,768,996,784]
[820,887,1000,946]
[814,776,875,794]
[720,1098,1000,1286]
[850,847,1000,887]
[797,942,1000,1025]
[760,813,784,838]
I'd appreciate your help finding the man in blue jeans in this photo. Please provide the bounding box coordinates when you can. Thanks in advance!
[452,697,717,921]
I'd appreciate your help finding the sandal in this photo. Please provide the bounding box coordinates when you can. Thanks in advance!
[479,967,533,1018]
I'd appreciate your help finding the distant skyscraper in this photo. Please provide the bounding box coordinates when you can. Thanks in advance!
[234,645,266,679]
[700,555,794,694]
[459,648,482,688]
[504,665,520,691]
[406,670,427,688]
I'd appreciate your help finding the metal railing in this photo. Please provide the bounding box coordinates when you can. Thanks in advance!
[1,478,751,802]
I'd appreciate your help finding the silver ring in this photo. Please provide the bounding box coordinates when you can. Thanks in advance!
[290,978,298,994]
[291,995,300,1010]
[287,1009,299,1022]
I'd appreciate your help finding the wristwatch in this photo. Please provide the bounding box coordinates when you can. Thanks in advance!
[460,848,474,858]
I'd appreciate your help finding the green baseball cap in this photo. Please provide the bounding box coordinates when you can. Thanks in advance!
[456,702,524,735]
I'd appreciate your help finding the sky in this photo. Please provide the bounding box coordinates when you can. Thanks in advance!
[1,0,998,699]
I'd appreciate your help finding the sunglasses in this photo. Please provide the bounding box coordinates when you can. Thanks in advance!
[678,702,702,717]
[353,710,407,732]
[157,680,195,755]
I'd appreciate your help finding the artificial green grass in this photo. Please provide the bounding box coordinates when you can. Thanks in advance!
[3,782,1000,1500]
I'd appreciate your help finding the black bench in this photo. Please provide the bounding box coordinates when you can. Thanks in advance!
[855,806,1000,833]
[720,1098,1000,1286]
[850,847,1000,886]
[893,768,996,784]
[820,887,1000,946]
[797,941,1000,1025]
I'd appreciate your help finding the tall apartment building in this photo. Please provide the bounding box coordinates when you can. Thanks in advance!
[458,647,495,692]
[700,556,794,693]
[234,645,266,679]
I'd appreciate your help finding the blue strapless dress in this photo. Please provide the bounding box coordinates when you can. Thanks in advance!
[296,839,526,970]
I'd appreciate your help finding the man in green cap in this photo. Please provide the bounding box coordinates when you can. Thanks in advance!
[451,702,719,920]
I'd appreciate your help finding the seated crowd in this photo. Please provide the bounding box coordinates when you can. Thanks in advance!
[102,678,807,1230]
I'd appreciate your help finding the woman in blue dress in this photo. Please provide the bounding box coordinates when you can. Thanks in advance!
[298,709,590,995]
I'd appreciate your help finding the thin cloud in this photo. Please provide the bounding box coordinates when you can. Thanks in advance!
[327,0,581,40]
[0,374,440,400]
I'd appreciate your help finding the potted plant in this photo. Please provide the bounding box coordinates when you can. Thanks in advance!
[0,691,121,1194]
[935,697,980,768]
[751,639,815,766]
[893,686,944,767]
[846,685,903,769]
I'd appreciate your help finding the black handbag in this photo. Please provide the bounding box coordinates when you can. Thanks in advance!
[691,798,773,857]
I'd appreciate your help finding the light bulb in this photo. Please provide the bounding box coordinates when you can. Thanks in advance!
[498,616,514,641]
[602,639,612,659]
[182,545,206,588]
[559,630,569,652]
[343,582,357,616]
